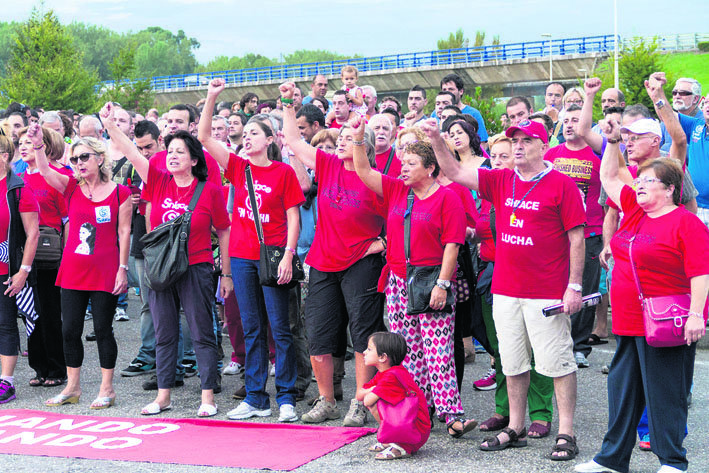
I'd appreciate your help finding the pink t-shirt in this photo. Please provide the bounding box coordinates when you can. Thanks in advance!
[546,144,603,238]
[375,147,402,179]
[56,179,131,292]
[478,167,586,299]
[143,167,230,266]
[0,178,39,275]
[306,149,386,272]
[224,154,304,260]
[382,176,465,279]
[21,171,67,231]
[610,185,709,335]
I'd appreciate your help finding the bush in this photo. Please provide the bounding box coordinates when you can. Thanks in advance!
[698,41,709,52]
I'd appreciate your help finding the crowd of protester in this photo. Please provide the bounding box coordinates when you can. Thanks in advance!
[0,66,707,471]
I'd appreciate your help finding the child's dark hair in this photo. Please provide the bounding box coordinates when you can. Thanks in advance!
[369,332,408,366]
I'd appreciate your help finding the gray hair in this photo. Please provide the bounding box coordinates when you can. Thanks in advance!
[248,113,281,134]
[362,85,377,98]
[675,78,702,96]
[212,115,228,127]
[38,111,62,126]
[78,115,103,138]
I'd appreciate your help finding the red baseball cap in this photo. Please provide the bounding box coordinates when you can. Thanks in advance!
[505,120,549,144]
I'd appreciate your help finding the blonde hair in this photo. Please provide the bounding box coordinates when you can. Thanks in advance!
[70,138,112,184]
[563,87,584,107]
[341,65,359,78]
[0,135,13,173]
[396,127,427,149]
[488,133,512,148]
[17,126,65,163]
[310,129,339,148]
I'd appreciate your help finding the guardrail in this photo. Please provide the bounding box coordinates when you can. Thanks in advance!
[99,33,708,93]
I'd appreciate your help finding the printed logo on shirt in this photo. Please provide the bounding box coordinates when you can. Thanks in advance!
[552,158,594,200]
[75,222,96,255]
[322,185,361,210]
[95,206,111,224]
[161,198,189,223]
[238,182,270,223]
[691,125,704,143]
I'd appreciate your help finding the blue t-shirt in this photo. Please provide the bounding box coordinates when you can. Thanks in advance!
[302,96,332,107]
[660,108,703,153]
[679,113,709,207]
[431,104,489,142]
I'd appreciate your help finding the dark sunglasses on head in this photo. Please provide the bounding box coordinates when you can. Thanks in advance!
[69,152,97,165]
[671,90,693,96]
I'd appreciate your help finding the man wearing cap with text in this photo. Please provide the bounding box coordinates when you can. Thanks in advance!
[422,118,586,461]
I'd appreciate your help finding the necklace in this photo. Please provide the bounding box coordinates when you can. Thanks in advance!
[84,181,97,200]
[510,173,545,225]
[417,180,437,200]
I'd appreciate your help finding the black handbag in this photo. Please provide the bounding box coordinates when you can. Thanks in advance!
[245,164,304,289]
[140,181,205,291]
[404,189,454,315]
[34,225,63,269]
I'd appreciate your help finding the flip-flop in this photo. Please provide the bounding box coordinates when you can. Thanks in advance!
[46,394,80,406]
[29,377,45,387]
[197,403,218,417]
[447,417,478,438]
[374,443,409,460]
[141,402,173,416]
[90,396,116,410]
[587,334,608,345]
[528,421,551,438]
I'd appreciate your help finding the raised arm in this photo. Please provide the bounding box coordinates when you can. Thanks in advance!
[578,78,605,155]
[420,118,480,191]
[100,102,149,184]
[26,124,69,193]
[599,118,626,208]
[351,116,383,197]
[197,78,230,170]
[280,82,317,170]
[645,72,687,166]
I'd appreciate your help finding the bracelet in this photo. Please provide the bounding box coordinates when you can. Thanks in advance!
[352,139,365,146]
[607,138,621,144]
[33,144,45,150]
[280,98,294,104]
[220,273,232,278]
[688,311,704,321]
[119,264,129,271]
[285,246,296,255]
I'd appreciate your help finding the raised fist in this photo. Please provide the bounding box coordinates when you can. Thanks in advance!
[208,78,226,97]
[279,82,295,100]
[419,118,441,140]
[99,102,114,121]
[584,77,602,96]
[599,117,621,142]
[26,123,43,148]
[644,72,667,101]
[349,115,365,140]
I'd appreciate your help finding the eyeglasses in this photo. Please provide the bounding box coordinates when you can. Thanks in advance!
[632,176,664,187]
[623,134,653,143]
[671,90,693,96]
[566,100,584,106]
[69,152,98,165]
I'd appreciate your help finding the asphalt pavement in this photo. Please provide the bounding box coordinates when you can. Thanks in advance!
[2,293,707,473]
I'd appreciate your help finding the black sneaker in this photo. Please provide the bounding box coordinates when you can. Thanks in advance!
[0,379,16,404]
[183,365,198,378]
[120,359,156,377]
[142,374,184,391]
[85,331,96,342]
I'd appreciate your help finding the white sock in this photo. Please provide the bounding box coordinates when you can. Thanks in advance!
[0,376,14,385]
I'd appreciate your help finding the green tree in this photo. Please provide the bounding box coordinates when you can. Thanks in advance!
[462,86,503,136]
[0,9,98,112]
[67,22,123,81]
[199,53,276,72]
[283,49,356,64]
[0,22,20,77]
[132,27,200,78]
[473,30,486,47]
[99,43,155,113]
[438,28,468,50]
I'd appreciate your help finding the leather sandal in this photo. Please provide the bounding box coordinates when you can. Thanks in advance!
[446,416,478,438]
[29,377,45,387]
[479,415,509,432]
[549,433,579,461]
[479,426,528,451]
[374,443,409,460]
[528,421,551,438]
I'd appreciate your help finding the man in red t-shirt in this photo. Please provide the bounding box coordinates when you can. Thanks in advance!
[425,118,586,460]
[369,114,401,178]
[545,105,604,368]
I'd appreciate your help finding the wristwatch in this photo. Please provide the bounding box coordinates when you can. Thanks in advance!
[20,265,32,273]
[568,283,582,292]
[436,279,451,290]
[655,99,665,110]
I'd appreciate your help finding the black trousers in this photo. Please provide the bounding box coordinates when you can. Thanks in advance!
[28,267,66,379]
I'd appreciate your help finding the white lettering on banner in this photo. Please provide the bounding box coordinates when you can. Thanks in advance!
[504,198,540,211]
[510,218,524,228]
[83,421,135,433]
[36,419,97,431]
[500,233,534,246]
[128,424,180,435]
[0,432,59,444]
[0,417,45,429]
[91,437,142,449]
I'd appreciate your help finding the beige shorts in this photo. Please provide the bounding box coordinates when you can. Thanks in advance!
[492,294,577,378]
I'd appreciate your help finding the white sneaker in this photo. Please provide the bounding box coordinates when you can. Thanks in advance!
[278,404,298,422]
[269,363,276,377]
[227,401,271,420]
[657,466,687,473]
[574,460,622,473]
[222,361,244,376]
[114,307,129,321]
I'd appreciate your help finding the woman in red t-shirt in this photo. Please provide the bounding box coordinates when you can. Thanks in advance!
[199,85,304,422]
[101,103,232,418]
[0,134,39,405]
[351,116,477,439]
[30,124,132,411]
[17,126,68,388]
[577,120,709,473]
[280,81,387,427]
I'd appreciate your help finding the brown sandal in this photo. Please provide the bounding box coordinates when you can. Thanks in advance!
[479,427,527,451]
[549,434,579,461]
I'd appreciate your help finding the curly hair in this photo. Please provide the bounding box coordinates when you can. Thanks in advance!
[70,137,112,184]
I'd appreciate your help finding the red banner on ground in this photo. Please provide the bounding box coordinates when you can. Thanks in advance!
[0,409,374,470]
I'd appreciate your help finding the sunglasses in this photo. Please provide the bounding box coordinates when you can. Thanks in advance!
[671,90,693,96]
[69,152,98,165]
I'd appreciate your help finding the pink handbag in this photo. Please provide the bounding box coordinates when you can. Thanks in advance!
[629,228,690,348]
[376,370,422,445]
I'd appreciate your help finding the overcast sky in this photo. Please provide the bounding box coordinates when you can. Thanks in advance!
[6,0,708,64]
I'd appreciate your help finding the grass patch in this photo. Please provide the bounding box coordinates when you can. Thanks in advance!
[664,52,709,92]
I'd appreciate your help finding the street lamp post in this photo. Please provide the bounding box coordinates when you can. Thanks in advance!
[579,68,588,81]
[614,0,619,89]
[541,33,552,81]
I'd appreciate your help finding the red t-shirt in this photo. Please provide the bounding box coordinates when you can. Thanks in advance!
[363,365,431,453]
[50,163,75,177]
[546,144,603,238]
[329,121,344,130]
[610,185,709,335]
[478,167,587,299]
[306,149,386,271]
[477,199,496,262]
[444,181,478,228]
[149,149,223,189]
[0,178,39,275]
[606,166,639,211]
[224,154,304,260]
[382,177,465,279]
[56,179,131,292]
[21,171,67,231]
[143,167,230,266]
[375,147,402,179]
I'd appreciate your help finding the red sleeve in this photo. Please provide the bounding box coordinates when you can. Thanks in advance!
[559,175,587,231]
[619,184,639,215]
[209,183,230,231]
[679,213,709,279]
[63,178,78,201]
[455,184,478,227]
[19,186,39,213]
[224,153,246,186]
[477,168,498,204]
[381,174,405,210]
[440,191,466,245]
[281,165,306,210]
[369,371,406,405]
[117,184,131,205]
[203,151,223,188]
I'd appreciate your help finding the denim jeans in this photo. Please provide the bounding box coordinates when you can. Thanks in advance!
[134,258,156,365]
[231,257,296,408]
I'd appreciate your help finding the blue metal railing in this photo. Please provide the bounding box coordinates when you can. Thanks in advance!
[100,34,619,93]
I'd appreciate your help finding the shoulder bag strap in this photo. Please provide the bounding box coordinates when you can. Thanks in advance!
[383,147,396,175]
[404,188,414,263]
[245,164,265,244]
[627,216,646,300]
[187,181,206,212]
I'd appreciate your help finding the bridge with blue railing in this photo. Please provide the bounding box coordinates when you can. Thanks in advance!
[113,33,706,106]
